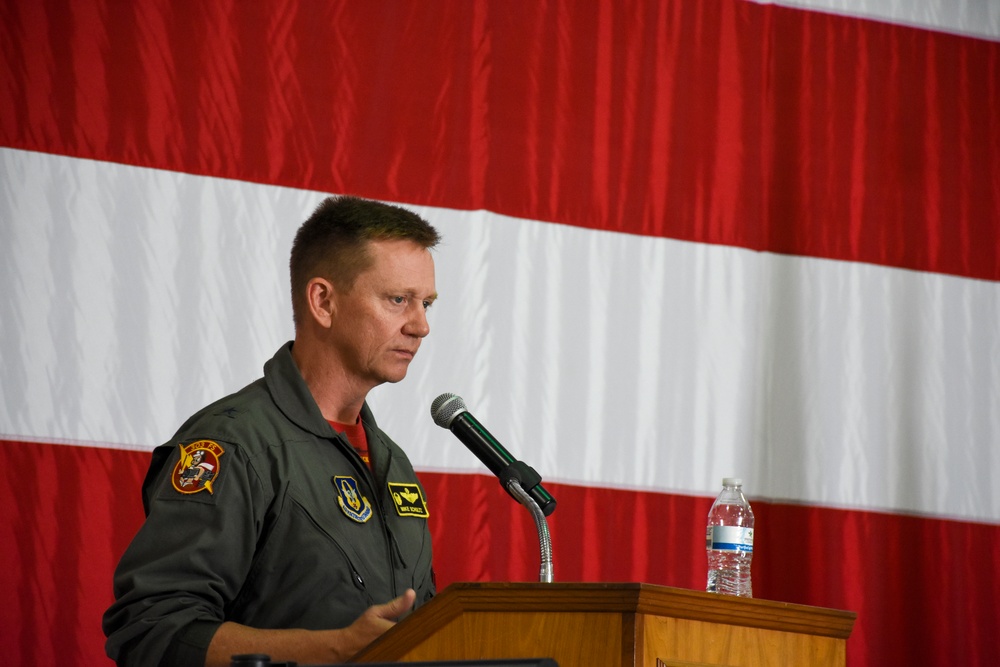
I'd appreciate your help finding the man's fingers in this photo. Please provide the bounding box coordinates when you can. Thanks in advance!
[372,588,417,620]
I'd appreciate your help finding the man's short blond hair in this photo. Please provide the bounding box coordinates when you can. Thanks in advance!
[289,196,440,326]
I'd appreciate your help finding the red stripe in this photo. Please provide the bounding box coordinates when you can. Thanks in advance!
[424,472,1000,666]
[1,0,997,280]
[3,440,997,665]
[0,441,148,665]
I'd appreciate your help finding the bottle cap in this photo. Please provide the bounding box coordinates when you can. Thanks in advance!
[722,477,742,487]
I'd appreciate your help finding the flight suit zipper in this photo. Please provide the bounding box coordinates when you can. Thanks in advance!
[333,431,400,597]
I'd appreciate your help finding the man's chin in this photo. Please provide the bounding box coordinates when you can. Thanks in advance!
[379,368,410,385]
[371,357,416,386]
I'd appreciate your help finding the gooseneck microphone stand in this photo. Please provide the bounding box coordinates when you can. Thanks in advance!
[500,460,554,582]
[505,474,555,583]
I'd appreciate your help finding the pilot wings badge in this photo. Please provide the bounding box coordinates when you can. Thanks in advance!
[388,482,429,518]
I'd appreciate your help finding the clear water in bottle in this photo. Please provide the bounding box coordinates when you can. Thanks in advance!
[706,477,754,597]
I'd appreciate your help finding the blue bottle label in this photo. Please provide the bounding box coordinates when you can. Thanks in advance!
[706,526,754,553]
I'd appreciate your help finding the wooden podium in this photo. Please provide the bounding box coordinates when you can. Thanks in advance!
[352,582,855,667]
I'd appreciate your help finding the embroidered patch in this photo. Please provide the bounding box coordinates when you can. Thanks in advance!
[171,440,225,495]
[388,482,429,518]
[333,476,373,523]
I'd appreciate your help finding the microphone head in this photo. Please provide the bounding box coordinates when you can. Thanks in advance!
[431,392,468,428]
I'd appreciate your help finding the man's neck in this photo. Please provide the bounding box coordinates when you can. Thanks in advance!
[291,338,371,424]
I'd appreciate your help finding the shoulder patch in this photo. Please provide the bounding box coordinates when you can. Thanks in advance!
[333,476,373,523]
[388,482,429,518]
[171,440,225,495]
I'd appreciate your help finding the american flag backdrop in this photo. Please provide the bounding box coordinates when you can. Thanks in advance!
[1,0,998,665]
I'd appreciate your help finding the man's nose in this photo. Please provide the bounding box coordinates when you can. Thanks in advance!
[404,304,430,338]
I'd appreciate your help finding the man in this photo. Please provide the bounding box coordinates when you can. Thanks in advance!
[104,196,440,666]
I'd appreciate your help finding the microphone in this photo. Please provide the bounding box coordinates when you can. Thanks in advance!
[431,393,556,516]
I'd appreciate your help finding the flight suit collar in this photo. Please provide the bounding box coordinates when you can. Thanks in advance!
[264,342,385,446]
[264,342,336,439]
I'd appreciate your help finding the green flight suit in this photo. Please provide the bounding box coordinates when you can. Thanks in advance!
[103,342,435,666]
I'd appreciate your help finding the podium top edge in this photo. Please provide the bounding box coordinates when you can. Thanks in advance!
[438,582,857,639]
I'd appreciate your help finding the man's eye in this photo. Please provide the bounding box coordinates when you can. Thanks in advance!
[392,296,406,305]
[422,300,433,310]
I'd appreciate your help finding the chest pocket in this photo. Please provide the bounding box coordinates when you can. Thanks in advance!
[228,489,375,630]
[290,472,397,584]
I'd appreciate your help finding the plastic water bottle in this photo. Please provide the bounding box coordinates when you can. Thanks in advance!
[705,477,754,597]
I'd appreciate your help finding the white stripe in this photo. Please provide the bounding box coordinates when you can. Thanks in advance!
[745,0,1000,42]
[0,148,298,447]
[2,148,999,524]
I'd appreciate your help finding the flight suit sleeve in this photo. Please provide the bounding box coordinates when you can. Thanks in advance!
[103,439,267,667]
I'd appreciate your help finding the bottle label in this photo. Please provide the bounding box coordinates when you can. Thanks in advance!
[706,526,754,553]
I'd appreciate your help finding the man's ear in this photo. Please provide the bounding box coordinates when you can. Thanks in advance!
[304,277,337,329]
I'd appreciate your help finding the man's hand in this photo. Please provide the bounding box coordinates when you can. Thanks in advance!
[338,588,418,656]
[205,589,418,667]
